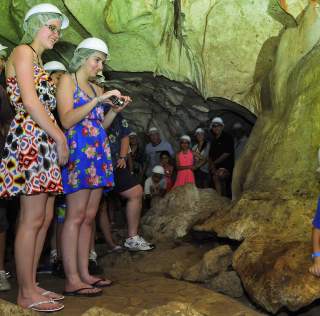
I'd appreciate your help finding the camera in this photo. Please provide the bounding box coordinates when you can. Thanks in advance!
[109,95,124,107]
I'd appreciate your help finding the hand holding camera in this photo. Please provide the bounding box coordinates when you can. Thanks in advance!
[97,89,132,112]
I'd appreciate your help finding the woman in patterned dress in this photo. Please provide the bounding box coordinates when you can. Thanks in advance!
[0,4,69,312]
[56,38,131,296]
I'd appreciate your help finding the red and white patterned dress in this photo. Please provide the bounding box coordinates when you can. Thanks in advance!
[0,63,63,197]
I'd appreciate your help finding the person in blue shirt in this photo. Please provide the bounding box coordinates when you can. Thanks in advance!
[310,198,320,276]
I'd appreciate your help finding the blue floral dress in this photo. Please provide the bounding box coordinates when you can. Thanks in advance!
[61,82,114,194]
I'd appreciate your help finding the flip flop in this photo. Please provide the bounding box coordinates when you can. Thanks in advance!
[90,278,113,288]
[27,300,64,312]
[42,290,64,301]
[63,287,102,297]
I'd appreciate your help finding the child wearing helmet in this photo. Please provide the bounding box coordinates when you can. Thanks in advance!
[173,135,195,188]
[144,165,167,209]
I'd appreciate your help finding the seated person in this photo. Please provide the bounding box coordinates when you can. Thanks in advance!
[144,165,167,209]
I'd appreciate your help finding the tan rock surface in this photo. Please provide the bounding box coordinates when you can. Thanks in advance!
[141,184,230,242]
[0,243,262,316]
[183,245,233,282]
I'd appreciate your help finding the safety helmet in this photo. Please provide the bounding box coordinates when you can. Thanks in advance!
[180,135,191,143]
[24,3,69,30]
[211,117,224,127]
[148,127,159,134]
[0,44,8,52]
[152,165,165,175]
[76,37,109,55]
[44,61,67,73]
[195,128,205,135]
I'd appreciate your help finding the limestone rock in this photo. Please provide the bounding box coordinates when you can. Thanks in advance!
[183,245,233,282]
[141,184,230,242]
[209,271,244,298]
[0,299,38,316]
[233,238,320,313]
[83,307,128,316]
[0,0,300,108]
[137,302,204,316]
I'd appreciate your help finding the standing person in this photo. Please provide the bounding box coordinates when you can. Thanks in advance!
[208,117,234,197]
[0,3,69,312]
[0,43,13,292]
[44,60,67,86]
[0,43,8,87]
[192,128,211,188]
[56,37,131,296]
[93,83,154,251]
[144,127,174,178]
[43,60,67,272]
[174,135,195,188]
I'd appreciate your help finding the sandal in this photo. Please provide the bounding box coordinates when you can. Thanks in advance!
[90,278,113,288]
[27,300,64,312]
[63,287,102,297]
[42,290,64,301]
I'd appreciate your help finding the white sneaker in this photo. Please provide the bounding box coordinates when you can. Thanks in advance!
[89,250,98,261]
[49,249,58,264]
[124,235,155,252]
[0,270,11,291]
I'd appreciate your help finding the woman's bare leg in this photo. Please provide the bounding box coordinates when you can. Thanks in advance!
[61,190,101,294]
[16,193,62,310]
[78,188,111,285]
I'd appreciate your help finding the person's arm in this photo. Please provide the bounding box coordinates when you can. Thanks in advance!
[116,136,130,169]
[310,228,320,276]
[213,153,230,165]
[13,45,68,165]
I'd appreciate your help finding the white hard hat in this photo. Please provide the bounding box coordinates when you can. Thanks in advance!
[76,38,109,55]
[148,127,159,134]
[129,132,137,137]
[44,61,67,73]
[0,44,8,52]
[195,128,205,135]
[180,135,191,143]
[211,117,224,126]
[24,3,69,30]
[152,165,165,175]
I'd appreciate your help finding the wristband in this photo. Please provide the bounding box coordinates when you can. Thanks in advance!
[312,252,320,258]
[97,96,102,103]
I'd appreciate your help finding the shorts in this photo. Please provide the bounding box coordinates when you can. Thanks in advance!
[0,200,8,233]
[113,167,140,193]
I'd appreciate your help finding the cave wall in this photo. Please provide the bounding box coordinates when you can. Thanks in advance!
[0,0,293,114]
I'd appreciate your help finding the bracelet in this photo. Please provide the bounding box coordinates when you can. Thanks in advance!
[312,252,320,258]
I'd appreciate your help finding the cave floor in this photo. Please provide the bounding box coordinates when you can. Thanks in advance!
[1,242,320,315]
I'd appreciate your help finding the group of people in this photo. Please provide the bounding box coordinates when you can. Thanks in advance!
[0,3,155,312]
[128,118,248,207]
[0,2,252,313]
